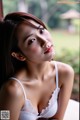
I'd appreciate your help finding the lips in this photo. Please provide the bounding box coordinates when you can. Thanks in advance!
[44,45,53,54]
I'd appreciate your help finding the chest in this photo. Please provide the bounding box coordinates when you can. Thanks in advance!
[24,77,57,113]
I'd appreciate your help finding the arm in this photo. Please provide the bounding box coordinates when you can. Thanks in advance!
[0,80,24,120]
[51,62,74,120]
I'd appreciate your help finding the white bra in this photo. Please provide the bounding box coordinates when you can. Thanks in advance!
[11,61,60,120]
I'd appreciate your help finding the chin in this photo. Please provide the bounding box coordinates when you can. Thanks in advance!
[49,52,55,60]
[48,57,54,62]
[45,55,54,62]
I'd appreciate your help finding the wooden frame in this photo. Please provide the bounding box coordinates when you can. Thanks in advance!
[0,0,3,20]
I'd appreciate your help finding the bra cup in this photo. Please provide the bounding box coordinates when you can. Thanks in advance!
[19,111,37,120]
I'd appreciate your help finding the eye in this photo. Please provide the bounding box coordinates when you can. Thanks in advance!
[39,27,44,34]
[28,39,35,45]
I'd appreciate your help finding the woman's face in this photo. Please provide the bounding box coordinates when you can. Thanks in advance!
[16,20,55,63]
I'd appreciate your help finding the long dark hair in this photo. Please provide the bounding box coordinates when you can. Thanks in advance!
[0,12,46,89]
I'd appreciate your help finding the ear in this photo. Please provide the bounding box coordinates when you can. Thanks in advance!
[11,52,26,61]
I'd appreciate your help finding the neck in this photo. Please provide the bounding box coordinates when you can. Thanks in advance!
[25,61,50,80]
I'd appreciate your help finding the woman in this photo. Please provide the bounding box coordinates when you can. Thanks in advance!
[0,12,74,120]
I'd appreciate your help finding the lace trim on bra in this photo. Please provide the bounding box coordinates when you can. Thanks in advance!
[22,87,60,116]
[40,87,60,116]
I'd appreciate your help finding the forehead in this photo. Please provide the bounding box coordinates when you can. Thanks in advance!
[28,19,40,27]
[16,20,40,39]
[17,20,40,32]
[20,19,41,28]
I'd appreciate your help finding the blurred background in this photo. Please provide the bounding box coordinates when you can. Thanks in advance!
[1,0,80,101]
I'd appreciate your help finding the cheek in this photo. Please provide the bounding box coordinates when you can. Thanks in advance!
[30,46,40,53]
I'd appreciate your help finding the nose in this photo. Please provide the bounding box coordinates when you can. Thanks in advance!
[42,42,51,49]
[37,34,51,48]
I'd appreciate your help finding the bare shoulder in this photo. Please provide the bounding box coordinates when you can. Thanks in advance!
[51,60,74,75]
[51,61,74,86]
[57,61,74,75]
[1,79,23,97]
[0,80,25,119]
[0,79,24,108]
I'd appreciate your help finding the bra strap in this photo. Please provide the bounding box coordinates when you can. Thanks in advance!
[54,61,59,88]
[10,77,27,100]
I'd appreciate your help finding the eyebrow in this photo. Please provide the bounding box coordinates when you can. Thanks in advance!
[23,34,33,42]
[23,25,41,42]
[37,25,43,29]
[21,19,40,29]
[37,25,40,29]
[23,25,43,42]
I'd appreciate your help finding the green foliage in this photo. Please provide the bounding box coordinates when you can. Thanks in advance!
[3,0,18,16]
[28,1,42,19]
[48,16,59,28]
[55,49,79,74]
